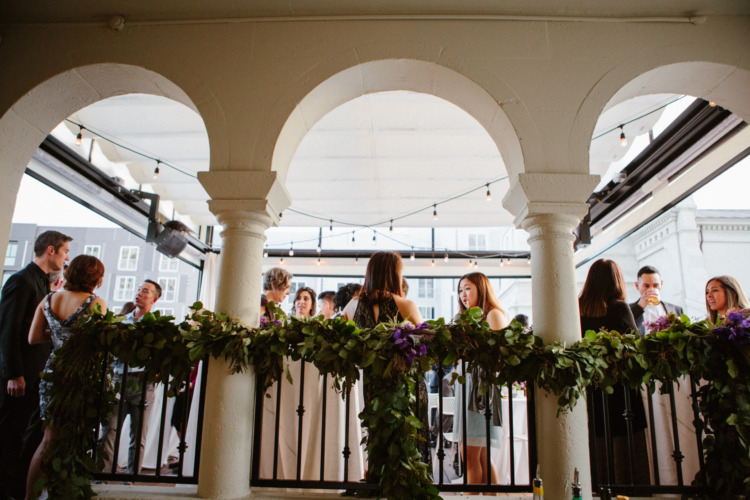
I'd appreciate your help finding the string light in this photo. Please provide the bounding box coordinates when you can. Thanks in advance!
[433,204,438,221]
[410,247,415,261]
[263,248,268,258]
[431,258,435,267]
[152,160,161,179]
[372,231,377,245]
[316,258,321,266]
[474,260,479,268]
[289,244,294,257]
[486,184,492,201]
[279,212,283,222]
[389,220,393,232]
[619,125,628,147]
[329,219,333,231]
[75,126,84,146]
[280,257,285,265]
[468,259,473,267]
[506,257,511,265]
[316,244,321,254]
[500,260,504,267]
[527,256,531,264]
[444,252,449,262]
[351,231,355,243]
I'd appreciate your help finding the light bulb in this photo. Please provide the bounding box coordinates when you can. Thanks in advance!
[389,220,393,232]
[372,231,377,244]
[433,205,438,221]
[500,260,504,267]
[468,259,473,267]
[263,249,268,258]
[75,126,83,146]
[279,212,283,222]
[444,253,449,262]
[316,245,321,254]
[153,160,161,179]
[709,101,717,107]
[506,258,511,265]
[474,260,479,268]
[329,219,333,231]
[351,231,355,243]
[431,259,435,267]
[410,252,415,261]
[619,126,627,147]
[289,245,294,257]
[280,257,285,265]
[486,184,492,201]
[355,256,359,264]
[316,258,321,266]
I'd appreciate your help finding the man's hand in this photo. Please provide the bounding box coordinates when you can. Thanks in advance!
[7,376,25,397]
[638,289,660,309]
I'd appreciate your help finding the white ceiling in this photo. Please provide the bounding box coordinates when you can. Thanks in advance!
[65,90,682,231]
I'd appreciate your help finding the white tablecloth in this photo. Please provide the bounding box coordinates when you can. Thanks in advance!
[497,396,529,485]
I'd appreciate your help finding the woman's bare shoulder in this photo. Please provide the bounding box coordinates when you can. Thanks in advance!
[486,308,509,330]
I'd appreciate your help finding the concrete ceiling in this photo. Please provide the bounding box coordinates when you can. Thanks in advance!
[3,1,749,23]
[64,91,683,230]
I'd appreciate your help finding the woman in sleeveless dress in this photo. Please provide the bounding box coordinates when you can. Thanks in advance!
[454,272,508,487]
[25,255,106,500]
[342,252,429,466]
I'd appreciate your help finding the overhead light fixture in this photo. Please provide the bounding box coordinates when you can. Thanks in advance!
[289,244,294,257]
[619,125,627,147]
[316,258,321,266]
[75,125,84,146]
[351,231,355,243]
[355,255,359,264]
[263,248,268,258]
[389,220,393,232]
[280,257,285,265]
[474,260,479,268]
[372,231,377,244]
[329,219,333,231]
[500,260,504,267]
[278,212,283,222]
[444,252,449,262]
[433,204,438,221]
[152,160,161,179]
[486,184,492,201]
[410,247,415,261]
[431,258,435,267]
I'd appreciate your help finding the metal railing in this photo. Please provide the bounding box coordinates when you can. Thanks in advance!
[92,355,208,484]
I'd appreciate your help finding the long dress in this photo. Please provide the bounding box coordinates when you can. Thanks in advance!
[38,292,96,420]
[580,299,649,485]
[259,297,364,482]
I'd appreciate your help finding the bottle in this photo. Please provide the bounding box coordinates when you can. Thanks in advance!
[533,464,544,500]
[571,468,582,500]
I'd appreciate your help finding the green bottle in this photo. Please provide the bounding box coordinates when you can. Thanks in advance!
[571,468,582,500]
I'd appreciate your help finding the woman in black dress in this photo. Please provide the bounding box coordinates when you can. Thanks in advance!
[579,259,649,486]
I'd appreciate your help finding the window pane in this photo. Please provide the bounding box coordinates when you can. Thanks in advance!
[84,245,101,259]
[159,254,179,272]
[115,276,135,301]
[418,278,434,298]
[118,246,139,271]
[5,243,18,267]
[158,277,177,302]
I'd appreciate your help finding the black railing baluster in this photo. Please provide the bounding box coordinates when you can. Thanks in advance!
[130,372,149,481]
[110,365,129,474]
[645,385,660,485]
[319,373,327,482]
[296,361,306,481]
[508,381,516,486]
[689,375,705,473]
[436,364,446,486]
[154,382,169,477]
[272,378,282,480]
[622,385,636,484]
[667,382,685,485]
[342,387,351,482]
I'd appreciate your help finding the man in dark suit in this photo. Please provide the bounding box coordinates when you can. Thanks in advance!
[629,265,684,336]
[0,230,71,499]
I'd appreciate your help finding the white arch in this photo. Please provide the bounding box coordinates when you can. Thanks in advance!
[271,59,524,185]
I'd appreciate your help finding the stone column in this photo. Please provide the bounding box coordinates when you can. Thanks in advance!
[522,211,593,500]
[196,171,291,499]
[505,173,599,500]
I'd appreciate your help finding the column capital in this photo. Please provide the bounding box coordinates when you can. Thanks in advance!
[198,170,291,226]
[503,172,599,227]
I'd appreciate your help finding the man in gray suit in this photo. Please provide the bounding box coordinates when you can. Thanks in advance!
[629,265,684,336]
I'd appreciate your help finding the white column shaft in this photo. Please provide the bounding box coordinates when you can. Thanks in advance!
[197,210,270,500]
[525,213,593,500]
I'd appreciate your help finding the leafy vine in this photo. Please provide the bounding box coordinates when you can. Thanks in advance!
[40,304,749,499]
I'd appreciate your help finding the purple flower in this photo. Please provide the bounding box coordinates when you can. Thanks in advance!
[391,324,430,369]
[711,309,750,346]
[645,315,672,334]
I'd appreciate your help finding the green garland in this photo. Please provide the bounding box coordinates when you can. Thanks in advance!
[40,304,749,499]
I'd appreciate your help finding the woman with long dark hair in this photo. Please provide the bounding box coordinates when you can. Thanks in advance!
[579,259,648,486]
[292,286,316,318]
[343,251,422,326]
[26,255,106,499]
[455,272,508,487]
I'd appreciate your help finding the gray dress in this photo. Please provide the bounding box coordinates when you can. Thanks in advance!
[38,292,96,420]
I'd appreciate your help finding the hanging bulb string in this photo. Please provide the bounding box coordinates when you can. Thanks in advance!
[591,95,686,141]
[64,118,198,179]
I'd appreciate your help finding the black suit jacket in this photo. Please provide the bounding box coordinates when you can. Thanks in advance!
[0,262,51,401]
[629,300,684,336]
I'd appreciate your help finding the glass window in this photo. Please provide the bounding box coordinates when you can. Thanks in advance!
[159,254,179,272]
[5,242,18,267]
[158,277,178,302]
[115,276,136,302]
[118,246,140,271]
[83,245,101,259]
[154,307,175,317]
[418,278,435,298]
[419,306,435,320]
[468,233,487,251]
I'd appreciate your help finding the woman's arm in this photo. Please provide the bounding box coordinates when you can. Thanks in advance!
[92,297,108,315]
[394,296,423,324]
[28,300,49,345]
[343,298,358,321]
[486,308,509,330]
